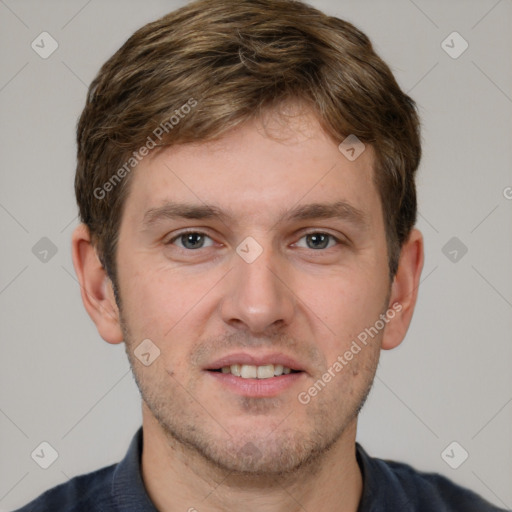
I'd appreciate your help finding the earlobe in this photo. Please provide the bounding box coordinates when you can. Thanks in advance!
[71,224,124,345]
[381,228,424,350]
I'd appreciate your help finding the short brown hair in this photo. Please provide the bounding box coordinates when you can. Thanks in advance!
[75,0,421,284]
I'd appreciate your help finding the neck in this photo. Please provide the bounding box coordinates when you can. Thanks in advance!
[140,405,363,512]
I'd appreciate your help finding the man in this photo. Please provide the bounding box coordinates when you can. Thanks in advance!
[15,0,507,510]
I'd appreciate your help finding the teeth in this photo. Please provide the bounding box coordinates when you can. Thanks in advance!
[274,364,284,376]
[219,364,295,379]
[240,364,257,378]
[257,365,274,379]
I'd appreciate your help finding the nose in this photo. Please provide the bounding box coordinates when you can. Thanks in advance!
[220,243,295,334]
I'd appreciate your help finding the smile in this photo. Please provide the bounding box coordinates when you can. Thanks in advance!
[213,364,298,379]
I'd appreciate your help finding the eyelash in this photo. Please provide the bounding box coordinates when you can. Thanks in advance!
[166,230,216,249]
[165,229,344,250]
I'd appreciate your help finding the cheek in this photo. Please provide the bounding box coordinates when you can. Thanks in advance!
[119,271,199,379]
[118,261,218,342]
[117,262,173,338]
[304,269,388,348]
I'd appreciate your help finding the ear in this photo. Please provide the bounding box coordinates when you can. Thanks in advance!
[71,224,123,344]
[381,228,424,350]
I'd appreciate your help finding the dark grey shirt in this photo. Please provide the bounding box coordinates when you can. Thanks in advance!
[14,427,508,511]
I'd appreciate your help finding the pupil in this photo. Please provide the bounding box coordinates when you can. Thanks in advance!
[183,233,203,249]
[307,233,328,249]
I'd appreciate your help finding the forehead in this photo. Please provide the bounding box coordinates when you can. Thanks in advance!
[122,107,381,230]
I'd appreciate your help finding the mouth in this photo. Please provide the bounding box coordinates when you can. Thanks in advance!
[209,364,301,379]
[204,353,306,397]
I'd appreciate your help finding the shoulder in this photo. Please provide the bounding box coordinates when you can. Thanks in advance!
[386,458,506,511]
[12,463,117,512]
[357,444,509,511]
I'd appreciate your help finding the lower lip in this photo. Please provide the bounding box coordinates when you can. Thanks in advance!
[205,371,304,397]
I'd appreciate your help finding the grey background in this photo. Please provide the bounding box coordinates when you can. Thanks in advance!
[1,0,511,509]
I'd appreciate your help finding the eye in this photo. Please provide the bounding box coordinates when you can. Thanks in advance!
[295,232,340,250]
[168,231,215,250]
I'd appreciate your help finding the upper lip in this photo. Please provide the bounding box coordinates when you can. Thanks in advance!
[205,352,305,372]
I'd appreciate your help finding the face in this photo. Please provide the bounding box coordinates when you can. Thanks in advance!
[114,108,392,475]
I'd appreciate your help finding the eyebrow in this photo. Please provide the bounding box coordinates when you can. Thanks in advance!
[142,203,228,228]
[278,201,368,229]
[141,200,369,231]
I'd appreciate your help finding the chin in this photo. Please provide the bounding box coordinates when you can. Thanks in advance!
[161,415,344,478]
[202,438,324,476]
